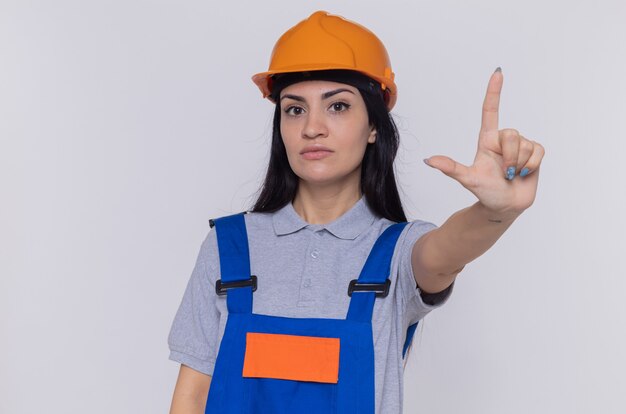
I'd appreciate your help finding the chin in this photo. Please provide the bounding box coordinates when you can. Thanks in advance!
[295,168,357,187]
[298,175,337,186]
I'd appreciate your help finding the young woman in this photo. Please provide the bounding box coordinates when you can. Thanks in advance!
[168,10,545,414]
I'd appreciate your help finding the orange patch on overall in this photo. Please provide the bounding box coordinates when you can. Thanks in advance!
[242,332,340,384]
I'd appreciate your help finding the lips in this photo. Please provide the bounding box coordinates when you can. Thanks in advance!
[299,144,334,160]
[300,145,333,154]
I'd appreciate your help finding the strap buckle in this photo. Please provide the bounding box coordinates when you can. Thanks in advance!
[215,275,257,296]
[347,279,390,298]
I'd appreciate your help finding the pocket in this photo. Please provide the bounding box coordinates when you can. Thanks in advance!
[243,332,340,383]
[243,332,340,413]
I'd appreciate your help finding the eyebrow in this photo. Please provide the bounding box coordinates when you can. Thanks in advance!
[280,88,355,103]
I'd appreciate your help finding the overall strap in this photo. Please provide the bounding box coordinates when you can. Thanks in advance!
[212,212,254,314]
[346,222,408,323]
[402,321,419,359]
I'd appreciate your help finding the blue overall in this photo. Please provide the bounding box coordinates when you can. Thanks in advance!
[205,212,418,413]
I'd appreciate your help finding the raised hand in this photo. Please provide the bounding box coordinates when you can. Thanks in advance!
[424,68,545,216]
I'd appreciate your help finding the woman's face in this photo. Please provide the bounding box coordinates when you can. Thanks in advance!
[279,80,376,186]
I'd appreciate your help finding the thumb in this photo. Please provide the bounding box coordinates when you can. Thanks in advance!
[423,155,470,183]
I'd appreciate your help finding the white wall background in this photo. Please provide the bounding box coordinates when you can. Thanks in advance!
[1,0,625,412]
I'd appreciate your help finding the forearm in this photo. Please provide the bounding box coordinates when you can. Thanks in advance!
[170,395,206,414]
[169,366,211,414]
[412,201,521,292]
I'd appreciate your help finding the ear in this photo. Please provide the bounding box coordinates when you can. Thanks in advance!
[367,126,377,144]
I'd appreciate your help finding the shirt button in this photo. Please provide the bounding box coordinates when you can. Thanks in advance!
[303,279,312,287]
[310,249,320,259]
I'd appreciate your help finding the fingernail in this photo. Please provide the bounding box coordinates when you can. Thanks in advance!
[494,66,502,73]
[423,158,430,165]
[520,167,530,177]
[506,166,515,180]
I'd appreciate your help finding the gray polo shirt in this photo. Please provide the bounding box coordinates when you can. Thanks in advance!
[168,196,453,413]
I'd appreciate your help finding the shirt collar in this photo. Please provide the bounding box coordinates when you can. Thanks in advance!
[272,196,377,240]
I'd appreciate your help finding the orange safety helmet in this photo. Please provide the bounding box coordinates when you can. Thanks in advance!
[252,11,398,110]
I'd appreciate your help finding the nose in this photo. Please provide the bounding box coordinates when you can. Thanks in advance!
[302,107,328,139]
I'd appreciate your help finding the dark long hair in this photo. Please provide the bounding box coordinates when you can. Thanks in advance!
[249,70,407,223]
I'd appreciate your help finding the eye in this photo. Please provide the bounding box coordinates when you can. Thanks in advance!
[284,106,305,116]
[329,102,351,112]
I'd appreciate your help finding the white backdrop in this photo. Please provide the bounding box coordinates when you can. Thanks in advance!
[1,0,625,413]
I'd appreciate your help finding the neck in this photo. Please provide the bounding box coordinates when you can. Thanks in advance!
[292,174,362,225]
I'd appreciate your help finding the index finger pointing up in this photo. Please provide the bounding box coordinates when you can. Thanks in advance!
[480,67,504,134]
